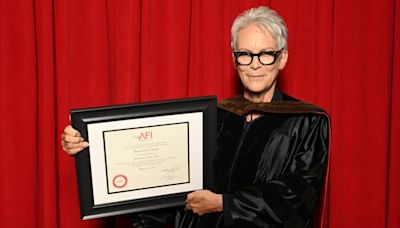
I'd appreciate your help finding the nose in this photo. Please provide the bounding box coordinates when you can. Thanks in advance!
[250,56,262,69]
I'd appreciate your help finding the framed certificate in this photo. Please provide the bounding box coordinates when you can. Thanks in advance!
[70,96,217,220]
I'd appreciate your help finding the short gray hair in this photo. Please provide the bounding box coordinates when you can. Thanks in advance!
[231,6,288,51]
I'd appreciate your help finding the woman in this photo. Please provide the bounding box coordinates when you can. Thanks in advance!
[62,6,329,228]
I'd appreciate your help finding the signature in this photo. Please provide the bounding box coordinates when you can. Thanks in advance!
[161,165,180,173]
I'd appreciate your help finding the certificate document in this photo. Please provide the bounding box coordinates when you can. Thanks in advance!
[104,122,189,193]
[87,112,203,206]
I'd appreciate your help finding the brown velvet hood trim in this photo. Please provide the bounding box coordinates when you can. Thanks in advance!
[218,96,326,116]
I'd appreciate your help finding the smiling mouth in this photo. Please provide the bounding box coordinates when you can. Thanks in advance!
[248,75,264,78]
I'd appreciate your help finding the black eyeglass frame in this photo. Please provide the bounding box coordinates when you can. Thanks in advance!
[233,48,284,66]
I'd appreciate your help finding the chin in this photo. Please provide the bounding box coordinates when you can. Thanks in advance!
[246,85,269,93]
[245,89,267,97]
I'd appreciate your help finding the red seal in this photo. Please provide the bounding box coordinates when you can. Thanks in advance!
[112,175,128,188]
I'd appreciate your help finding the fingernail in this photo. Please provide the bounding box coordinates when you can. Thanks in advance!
[83,142,89,147]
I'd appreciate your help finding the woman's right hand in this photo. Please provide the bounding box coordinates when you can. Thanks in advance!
[61,125,89,156]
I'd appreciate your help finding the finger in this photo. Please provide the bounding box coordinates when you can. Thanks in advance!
[185,199,194,209]
[61,140,87,153]
[187,192,195,201]
[62,140,88,149]
[187,191,203,202]
[64,147,84,156]
[61,143,87,158]
[187,200,202,212]
[62,133,85,144]
[192,207,206,216]
[64,125,81,137]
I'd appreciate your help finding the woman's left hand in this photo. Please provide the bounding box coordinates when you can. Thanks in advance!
[186,189,223,216]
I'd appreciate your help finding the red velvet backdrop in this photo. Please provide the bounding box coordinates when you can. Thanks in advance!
[1,0,399,227]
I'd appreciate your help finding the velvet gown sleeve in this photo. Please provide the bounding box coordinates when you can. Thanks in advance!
[220,113,329,228]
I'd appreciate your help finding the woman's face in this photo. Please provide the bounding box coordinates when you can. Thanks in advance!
[234,23,288,102]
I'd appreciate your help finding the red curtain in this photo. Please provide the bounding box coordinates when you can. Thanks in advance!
[1,0,399,227]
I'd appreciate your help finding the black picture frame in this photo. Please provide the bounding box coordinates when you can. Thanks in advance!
[70,96,217,220]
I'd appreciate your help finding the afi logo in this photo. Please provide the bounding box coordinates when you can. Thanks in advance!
[139,131,152,141]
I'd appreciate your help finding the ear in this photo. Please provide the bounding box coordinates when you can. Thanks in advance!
[278,51,288,70]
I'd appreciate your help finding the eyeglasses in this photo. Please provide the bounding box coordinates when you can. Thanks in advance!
[233,49,284,66]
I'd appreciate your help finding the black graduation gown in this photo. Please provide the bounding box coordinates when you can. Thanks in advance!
[133,93,330,228]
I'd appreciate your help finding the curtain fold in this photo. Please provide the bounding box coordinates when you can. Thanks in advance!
[0,0,399,227]
[387,1,400,227]
[34,0,58,227]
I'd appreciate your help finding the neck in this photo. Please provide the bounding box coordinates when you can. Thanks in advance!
[244,88,275,103]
